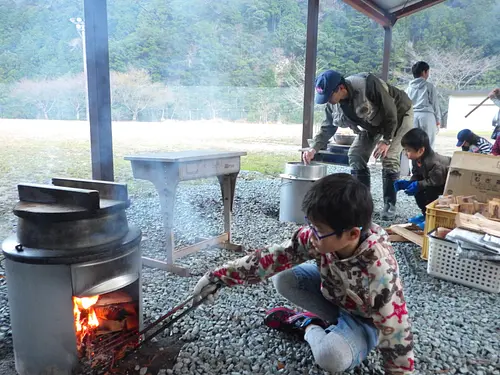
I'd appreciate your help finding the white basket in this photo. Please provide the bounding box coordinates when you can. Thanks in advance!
[427,234,500,293]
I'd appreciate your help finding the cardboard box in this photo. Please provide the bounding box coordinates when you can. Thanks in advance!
[444,151,500,202]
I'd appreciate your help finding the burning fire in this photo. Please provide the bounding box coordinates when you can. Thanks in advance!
[73,295,100,349]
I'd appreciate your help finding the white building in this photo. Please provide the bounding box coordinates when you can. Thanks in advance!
[447,90,499,133]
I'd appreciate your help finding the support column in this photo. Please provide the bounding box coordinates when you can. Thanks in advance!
[84,0,114,181]
[301,0,320,148]
[381,26,392,82]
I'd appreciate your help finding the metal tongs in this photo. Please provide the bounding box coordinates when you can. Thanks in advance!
[94,283,223,368]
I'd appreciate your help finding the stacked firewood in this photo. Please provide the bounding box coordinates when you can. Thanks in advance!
[436,195,500,218]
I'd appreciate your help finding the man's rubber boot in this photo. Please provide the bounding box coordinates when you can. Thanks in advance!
[381,171,399,221]
[351,169,371,188]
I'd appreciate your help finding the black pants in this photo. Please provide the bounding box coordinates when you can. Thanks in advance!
[414,185,445,215]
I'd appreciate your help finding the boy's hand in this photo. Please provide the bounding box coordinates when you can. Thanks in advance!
[404,181,419,196]
[193,276,221,305]
[394,179,410,192]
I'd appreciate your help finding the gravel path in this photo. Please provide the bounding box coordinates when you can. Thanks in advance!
[1,165,500,375]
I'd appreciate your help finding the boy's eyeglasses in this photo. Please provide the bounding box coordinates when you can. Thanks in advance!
[304,217,362,240]
[304,217,338,240]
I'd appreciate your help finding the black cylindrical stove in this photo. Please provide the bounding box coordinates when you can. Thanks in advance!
[1,178,143,375]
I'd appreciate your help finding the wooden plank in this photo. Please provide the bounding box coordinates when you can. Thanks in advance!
[220,242,244,252]
[173,233,229,260]
[455,213,500,238]
[390,225,424,247]
[195,236,243,252]
[389,234,410,243]
[141,257,190,277]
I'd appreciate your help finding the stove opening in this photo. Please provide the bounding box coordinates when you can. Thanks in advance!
[73,281,141,368]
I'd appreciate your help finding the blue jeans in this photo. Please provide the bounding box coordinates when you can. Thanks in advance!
[272,263,378,373]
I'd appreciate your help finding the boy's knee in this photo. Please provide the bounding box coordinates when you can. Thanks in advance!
[271,270,295,296]
[314,349,352,374]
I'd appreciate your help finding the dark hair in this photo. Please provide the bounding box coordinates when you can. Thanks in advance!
[333,77,346,93]
[301,173,372,236]
[401,128,432,157]
[466,132,480,145]
[412,61,430,78]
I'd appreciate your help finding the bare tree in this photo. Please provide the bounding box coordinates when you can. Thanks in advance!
[57,73,86,120]
[111,68,163,121]
[282,58,328,111]
[394,43,500,93]
[13,79,59,119]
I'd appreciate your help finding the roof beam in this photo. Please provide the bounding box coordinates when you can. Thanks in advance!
[393,0,447,19]
[342,0,395,27]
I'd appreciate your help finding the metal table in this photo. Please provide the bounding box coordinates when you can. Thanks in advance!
[125,150,247,276]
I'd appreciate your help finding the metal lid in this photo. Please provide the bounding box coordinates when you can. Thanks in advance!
[13,178,130,222]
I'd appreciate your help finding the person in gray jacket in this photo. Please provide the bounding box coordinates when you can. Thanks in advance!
[302,70,413,220]
[406,61,441,147]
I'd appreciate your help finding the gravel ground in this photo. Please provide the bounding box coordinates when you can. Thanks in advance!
[1,165,500,375]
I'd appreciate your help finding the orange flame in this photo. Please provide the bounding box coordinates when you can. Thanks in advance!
[73,295,100,350]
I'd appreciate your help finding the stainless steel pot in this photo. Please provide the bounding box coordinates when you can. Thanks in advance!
[333,134,356,145]
[284,162,327,180]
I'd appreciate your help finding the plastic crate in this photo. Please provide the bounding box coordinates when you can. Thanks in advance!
[427,232,500,293]
[422,200,458,259]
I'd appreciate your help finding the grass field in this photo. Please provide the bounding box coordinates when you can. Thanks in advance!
[0,118,466,239]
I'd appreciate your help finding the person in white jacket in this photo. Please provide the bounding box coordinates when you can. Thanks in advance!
[406,61,441,147]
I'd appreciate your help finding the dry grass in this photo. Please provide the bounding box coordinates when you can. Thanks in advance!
[0,118,463,238]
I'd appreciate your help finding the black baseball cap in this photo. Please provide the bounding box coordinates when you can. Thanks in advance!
[315,70,344,104]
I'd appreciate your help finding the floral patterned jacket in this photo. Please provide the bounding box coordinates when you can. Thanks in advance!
[207,224,415,374]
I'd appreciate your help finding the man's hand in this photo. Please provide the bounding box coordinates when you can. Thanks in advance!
[489,88,500,99]
[436,122,441,128]
[302,149,317,164]
[373,141,390,159]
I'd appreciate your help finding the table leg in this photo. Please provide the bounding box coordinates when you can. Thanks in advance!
[218,172,237,241]
[152,174,179,266]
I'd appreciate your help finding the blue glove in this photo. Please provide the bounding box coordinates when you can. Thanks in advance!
[404,181,419,196]
[394,179,411,192]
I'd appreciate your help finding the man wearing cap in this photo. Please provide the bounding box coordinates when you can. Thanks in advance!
[303,70,413,220]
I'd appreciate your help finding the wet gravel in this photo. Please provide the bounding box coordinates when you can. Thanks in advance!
[1,165,499,375]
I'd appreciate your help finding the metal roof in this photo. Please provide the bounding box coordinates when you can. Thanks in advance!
[342,0,446,27]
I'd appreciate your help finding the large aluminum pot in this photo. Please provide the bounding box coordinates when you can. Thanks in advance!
[284,162,327,180]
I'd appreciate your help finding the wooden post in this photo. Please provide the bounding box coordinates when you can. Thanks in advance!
[84,0,114,181]
[381,26,392,81]
[301,0,320,148]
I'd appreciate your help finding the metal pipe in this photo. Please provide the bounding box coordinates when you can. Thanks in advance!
[83,0,114,181]
[381,26,392,81]
[301,0,320,149]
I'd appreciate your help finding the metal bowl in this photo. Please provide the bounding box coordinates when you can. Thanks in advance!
[284,162,327,180]
[333,134,356,145]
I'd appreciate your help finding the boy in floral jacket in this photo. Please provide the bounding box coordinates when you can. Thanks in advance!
[193,173,414,374]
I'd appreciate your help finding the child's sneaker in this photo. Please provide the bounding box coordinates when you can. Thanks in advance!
[264,307,327,334]
[408,214,425,225]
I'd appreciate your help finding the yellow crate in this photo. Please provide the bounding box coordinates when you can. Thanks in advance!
[422,200,457,259]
